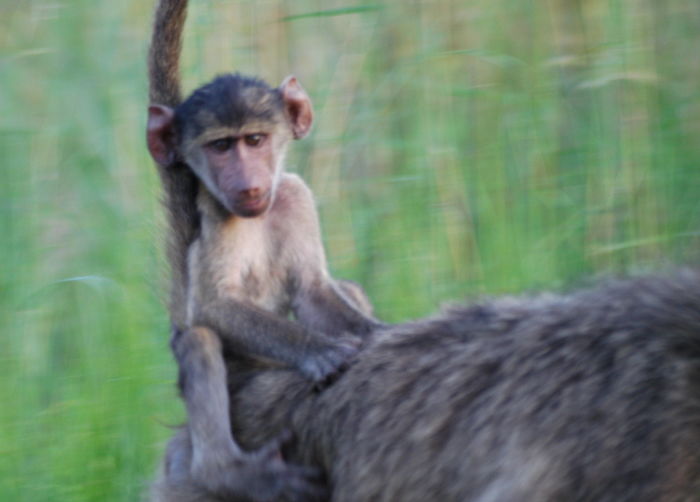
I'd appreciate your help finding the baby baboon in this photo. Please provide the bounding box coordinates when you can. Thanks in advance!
[146,0,379,499]
[158,270,700,501]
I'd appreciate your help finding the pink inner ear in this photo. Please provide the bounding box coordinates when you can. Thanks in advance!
[280,77,314,139]
[147,105,176,166]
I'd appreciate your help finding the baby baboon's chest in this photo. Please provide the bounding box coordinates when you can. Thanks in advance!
[200,218,291,315]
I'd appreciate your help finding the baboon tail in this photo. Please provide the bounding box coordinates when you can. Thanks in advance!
[149,0,188,107]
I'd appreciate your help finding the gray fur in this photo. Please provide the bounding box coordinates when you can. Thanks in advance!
[163,270,700,501]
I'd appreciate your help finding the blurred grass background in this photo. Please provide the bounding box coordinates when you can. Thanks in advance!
[2,0,700,499]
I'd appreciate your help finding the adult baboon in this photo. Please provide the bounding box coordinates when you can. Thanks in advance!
[155,270,700,501]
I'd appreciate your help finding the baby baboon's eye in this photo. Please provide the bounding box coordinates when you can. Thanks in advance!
[209,137,234,152]
[243,134,265,147]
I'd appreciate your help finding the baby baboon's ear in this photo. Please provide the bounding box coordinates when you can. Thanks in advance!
[279,76,314,139]
[146,104,176,166]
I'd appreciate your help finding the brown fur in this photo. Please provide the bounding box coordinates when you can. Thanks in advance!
[148,0,186,107]
[147,0,198,330]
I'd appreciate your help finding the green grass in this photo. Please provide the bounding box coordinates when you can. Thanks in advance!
[2,0,700,500]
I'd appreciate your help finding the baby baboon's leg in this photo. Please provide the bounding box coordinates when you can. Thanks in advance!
[168,327,324,502]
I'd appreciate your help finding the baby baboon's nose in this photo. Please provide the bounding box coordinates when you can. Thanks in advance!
[239,187,261,201]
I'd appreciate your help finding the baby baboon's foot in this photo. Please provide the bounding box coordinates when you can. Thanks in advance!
[193,433,326,502]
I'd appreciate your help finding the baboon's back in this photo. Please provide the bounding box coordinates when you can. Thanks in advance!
[299,271,700,501]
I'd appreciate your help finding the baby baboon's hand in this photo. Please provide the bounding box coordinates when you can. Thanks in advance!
[298,335,362,384]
